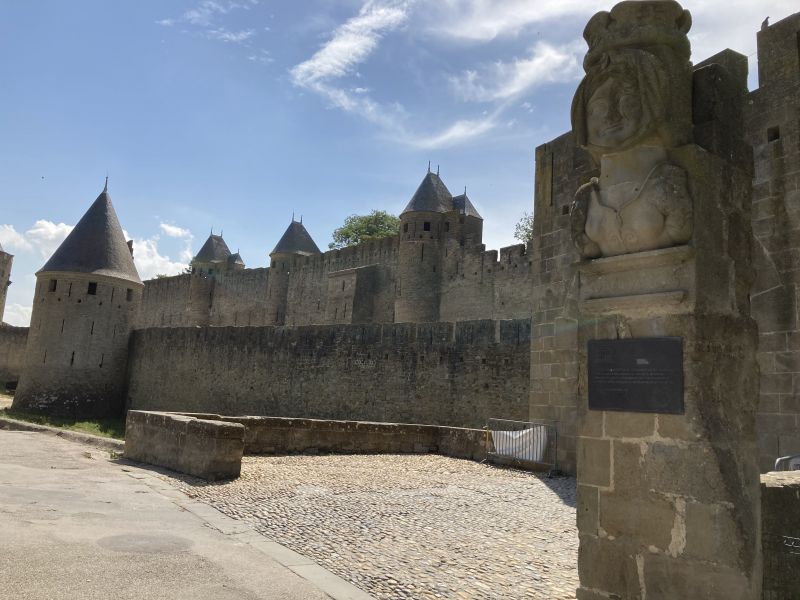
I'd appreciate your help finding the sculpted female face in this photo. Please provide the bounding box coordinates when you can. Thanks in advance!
[586,76,643,150]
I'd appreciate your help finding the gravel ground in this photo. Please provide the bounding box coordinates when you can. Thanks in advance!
[168,454,578,600]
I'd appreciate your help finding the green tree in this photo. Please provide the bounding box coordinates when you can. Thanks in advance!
[514,212,534,244]
[329,210,400,250]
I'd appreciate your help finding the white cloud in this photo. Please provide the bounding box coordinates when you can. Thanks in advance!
[408,113,498,149]
[0,225,32,252]
[291,0,411,86]
[425,0,606,41]
[206,28,255,43]
[183,0,259,27]
[25,221,74,259]
[159,223,193,239]
[3,303,31,327]
[156,18,175,27]
[248,49,274,64]
[450,41,583,102]
[131,238,189,280]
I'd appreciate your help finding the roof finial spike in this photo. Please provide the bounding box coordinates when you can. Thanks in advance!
[427,160,431,173]
[437,165,440,176]
[220,228,223,237]
[292,211,295,222]
[210,226,213,235]
[464,185,467,195]
[103,175,108,193]
[300,215,303,224]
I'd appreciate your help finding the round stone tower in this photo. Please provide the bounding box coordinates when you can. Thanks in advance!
[13,182,143,418]
[395,170,451,323]
[265,219,321,325]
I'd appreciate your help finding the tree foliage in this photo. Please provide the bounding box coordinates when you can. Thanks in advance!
[329,210,400,250]
[514,212,534,244]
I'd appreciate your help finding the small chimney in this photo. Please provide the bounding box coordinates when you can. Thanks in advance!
[127,240,134,257]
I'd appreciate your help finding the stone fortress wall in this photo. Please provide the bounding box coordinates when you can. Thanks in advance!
[126,319,531,429]
[135,226,534,329]
[529,13,800,473]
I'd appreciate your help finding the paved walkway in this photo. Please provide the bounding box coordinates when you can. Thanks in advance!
[170,454,579,600]
[0,430,365,600]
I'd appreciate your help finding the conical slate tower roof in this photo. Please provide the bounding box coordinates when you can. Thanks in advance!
[39,183,141,284]
[194,234,231,263]
[401,172,453,215]
[453,192,482,219]
[271,220,321,256]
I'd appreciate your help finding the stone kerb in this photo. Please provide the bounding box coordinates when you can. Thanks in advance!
[124,410,244,481]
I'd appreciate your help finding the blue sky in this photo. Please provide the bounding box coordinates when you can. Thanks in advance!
[0,0,796,326]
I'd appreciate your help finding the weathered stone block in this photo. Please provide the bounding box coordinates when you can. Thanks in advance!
[643,554,754,600]
[578,535,641,599]
[577,437,611,487]
[577,484,599,534]
[604,412,656,439]
[599,491,675,550]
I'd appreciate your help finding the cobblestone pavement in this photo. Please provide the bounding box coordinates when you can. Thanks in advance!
[169,455,578,600]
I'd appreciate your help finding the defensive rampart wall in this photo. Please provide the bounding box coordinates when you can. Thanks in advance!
[126,319,531,428]
[0,324,28,387]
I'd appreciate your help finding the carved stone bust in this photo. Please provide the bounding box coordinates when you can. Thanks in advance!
[570,1,694,259]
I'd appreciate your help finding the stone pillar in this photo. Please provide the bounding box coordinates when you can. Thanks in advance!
[569,2,761,598]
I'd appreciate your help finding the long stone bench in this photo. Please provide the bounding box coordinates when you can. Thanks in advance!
[124,411,244,481]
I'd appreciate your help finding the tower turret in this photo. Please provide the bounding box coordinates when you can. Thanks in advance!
[191,232,245,279]
[13,182,143,418]
[395,170,451,323]
[0,242,13,324]
[265,219,321,324]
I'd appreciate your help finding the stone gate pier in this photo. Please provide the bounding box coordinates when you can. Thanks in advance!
[570,1,761,598]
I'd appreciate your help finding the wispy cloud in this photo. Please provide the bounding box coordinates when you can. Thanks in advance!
[425,0,606,41]
[408,113,499,149]
[449,41,583,102]
[291,1,411,86]
[184,0,259,27]
[206,28,255,43]
[290,1,418,136]
[157,0,261,45]
[290,0,504,149]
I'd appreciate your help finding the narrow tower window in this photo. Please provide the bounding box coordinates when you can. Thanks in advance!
[87,282,97,295]
[48,279,57,292]
[99,354,104,368]
[423,221,431,231]
[60,319,64,334]
[70,351,75,366]
[68,283,72,297]
[90,321,94,335]
[126,288,133,301]
[767,126,781,142]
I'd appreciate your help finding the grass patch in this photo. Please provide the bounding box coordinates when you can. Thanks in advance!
[0,408,125,440]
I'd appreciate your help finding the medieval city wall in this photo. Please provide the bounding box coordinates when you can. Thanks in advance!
[745,14,800,471]
[0,324,28,386]
[527,132,594,474]
[136,231,534,328]
[126,319,531,428]
[210,267,271,326]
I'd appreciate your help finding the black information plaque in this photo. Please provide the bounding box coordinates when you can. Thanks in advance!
[588,337,684,414]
